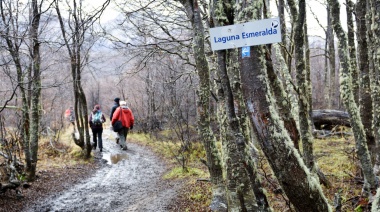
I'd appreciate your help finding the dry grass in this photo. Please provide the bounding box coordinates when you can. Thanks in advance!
[129,130,365,211]
[315,136,362,211]
[37,128,94,169]
[262,135,362,211]
[7,127,362,212]
[0,126,100,212]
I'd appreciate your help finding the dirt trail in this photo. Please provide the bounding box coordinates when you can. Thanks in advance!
[26,129,180,212]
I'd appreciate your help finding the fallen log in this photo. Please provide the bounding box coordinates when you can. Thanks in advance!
[0,180,22,199]
[0,181,20,194]
[312,109,350,130]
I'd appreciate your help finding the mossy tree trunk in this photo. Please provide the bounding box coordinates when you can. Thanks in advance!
[292,0,315,170]
[328,0,376,196]
[271,56,301,147]
[235,3,331,209]
[356,0,376,167]
[230,43,271,212]
[177,0,226,210]
[370,1,380,210]
[368,0,380,176]
[278,1,300,125]
[278,0,288,63]
[27,0,42,181]
[209,0,270,209]
[272,43,301,149]
[323,6,330,109]
[346,0,359,104]
[240,43,332,211]
[226,1,272,210]
[286,0,297,70]
[278,0,302,150]
[371,5,380,203]
[215,49,259,211]
[324,4,336,109]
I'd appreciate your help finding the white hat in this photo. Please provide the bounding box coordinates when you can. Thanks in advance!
[120,101,127,106]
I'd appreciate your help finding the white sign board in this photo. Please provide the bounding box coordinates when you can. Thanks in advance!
[209,17,281,51]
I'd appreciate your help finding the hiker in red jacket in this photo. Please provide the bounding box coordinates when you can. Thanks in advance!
[111,100,134,150]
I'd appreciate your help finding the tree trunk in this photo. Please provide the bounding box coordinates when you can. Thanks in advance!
[356,0,376,166]
[278,0,288,64]
[240,43,332,211]
[27,0,42,181]
[273,44,301,149]
[215,48,260,211]
[230,40,271,211]
[346,0,359,104]
[55,0,94,159]
[292,0,316,170]
[267,45,300,149]
[234,58,271,210]
[0,1,32,181]
[368,0,380,176]
[373,187,380,212]
[326,4,336,109]
[178,0,226,210]
[210,0,265,210]
[368,0,380,205]
[328,0,376,196]
[324,6,330,109]
[286,0,297,71]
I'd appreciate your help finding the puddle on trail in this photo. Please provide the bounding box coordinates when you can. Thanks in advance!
[102,153,129,164]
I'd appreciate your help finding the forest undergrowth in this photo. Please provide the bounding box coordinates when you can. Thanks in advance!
[129,129,363,211]
[0,127,364,212]
[0,128,99,212]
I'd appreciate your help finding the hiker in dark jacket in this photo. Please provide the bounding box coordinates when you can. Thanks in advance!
[110,97,120,120]
[89,104,106,152]
[110,97,120,143]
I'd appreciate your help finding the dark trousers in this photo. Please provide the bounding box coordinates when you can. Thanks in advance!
[118,127,129,148]
[91,128,103,150]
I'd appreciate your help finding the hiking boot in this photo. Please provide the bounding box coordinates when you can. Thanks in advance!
[122,146,128,151]
[116,138,119,144]
[100,148,102,152]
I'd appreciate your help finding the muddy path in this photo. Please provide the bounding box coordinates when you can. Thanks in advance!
[26,129,180,212]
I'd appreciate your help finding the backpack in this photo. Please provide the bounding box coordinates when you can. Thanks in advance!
[92,112,103,125]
